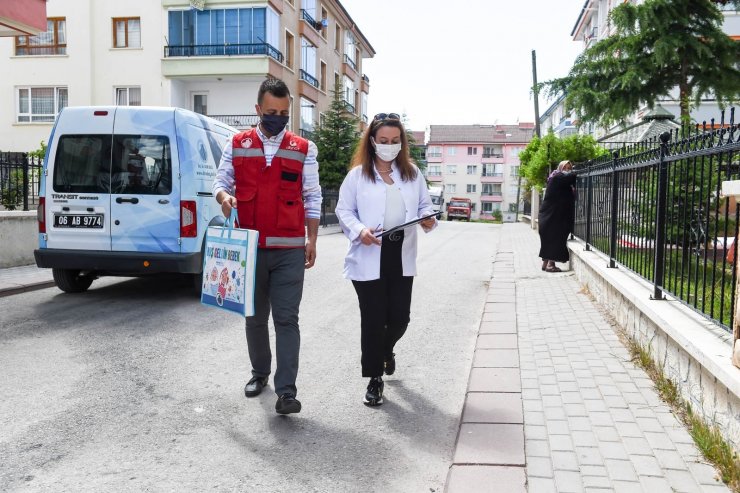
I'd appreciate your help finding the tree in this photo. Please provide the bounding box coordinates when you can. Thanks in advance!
[402,114,426,173]
[313,85,360,190]
[519,132,607,191]
[545,0,740,127]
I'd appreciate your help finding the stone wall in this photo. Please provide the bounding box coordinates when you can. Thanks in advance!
[568,241,740,451]
[0,212,37,268]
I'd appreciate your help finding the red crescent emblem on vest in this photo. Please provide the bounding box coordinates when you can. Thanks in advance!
[289,140,297,148]
[241,138,252,148]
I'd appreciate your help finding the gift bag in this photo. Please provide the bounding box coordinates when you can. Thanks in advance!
[200,210,259,317]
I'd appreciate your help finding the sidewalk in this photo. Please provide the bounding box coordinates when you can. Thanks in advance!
[447,223,729,493]
[0,224,343,298]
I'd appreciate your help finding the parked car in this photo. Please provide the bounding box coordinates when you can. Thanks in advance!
[447,197,472,221]
[34,106,236,293]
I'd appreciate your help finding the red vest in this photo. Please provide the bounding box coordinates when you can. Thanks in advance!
[232,128,308,249]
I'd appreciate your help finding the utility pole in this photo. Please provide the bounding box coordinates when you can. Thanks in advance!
[515,50,541,222]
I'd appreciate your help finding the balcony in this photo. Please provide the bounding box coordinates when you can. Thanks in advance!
[342,100,355,114]
[480,194,503,202]
[301,9,323,32]
[426,174,443,182]
[481,172,504,183]
[16,46,66,56]
[299,69,319,88]
[208,114,259,129]
[361,73,370,93]
[482,153,504,163]
[162,43,284,78]
[343,53,357,72]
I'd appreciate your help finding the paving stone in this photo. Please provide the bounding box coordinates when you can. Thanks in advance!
[554,470,584,492]
[631,455,663,477]
[473,349,519,368]
[476,334,518,349]
[614,421,643,439]
[479,321,517,334]
[643,431,675,451]
[575,446,604,466]
[468,368,521,392]
[526,439,551,457]
[652,449,686,470]
[599,442,630,461]
[543,406,567,421]
[612,480,642,493]
[482,311,515,322]
[527,477,558,493]
[462,392,523,424]
[580,465,609,477]
[454,424,524,465]
[638,476,674,492]
[446,465,526,493]
[550,434,576,452]
[524,410,546,425]
[621,437,653,457]
[572,431,599,448]
[664,469,703,492]
[635,417,664,433]
[687,461,723,486]
[551,451,580,472]
[525,424,548,440]
[582,474,613,489]
[546,419,570,435]
[526,456,554,478]
[605,459,639,482]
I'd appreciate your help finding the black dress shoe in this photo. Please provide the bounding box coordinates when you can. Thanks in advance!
[363,376,384,406]
[244,376,268,397]
[384,353,396,376]
[275,394,302,414]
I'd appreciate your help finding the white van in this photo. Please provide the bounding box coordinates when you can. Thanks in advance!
[34,106,237,293]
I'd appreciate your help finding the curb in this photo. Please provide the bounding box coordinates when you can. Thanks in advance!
[0,280,56,298]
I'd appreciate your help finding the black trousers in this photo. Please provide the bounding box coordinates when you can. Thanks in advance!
[352,230,414,377]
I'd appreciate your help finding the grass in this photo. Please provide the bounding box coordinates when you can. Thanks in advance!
[621,332,740,491]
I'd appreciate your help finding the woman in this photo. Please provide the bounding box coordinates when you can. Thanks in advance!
[335,113,437,406]
[538,160,577,272]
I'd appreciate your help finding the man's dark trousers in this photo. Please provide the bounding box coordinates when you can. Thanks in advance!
[245,247,305,396]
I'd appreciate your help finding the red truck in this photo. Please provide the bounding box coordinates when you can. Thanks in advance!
[447,197,472,221]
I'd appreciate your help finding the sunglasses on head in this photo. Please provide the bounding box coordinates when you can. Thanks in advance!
[373,113,400,122]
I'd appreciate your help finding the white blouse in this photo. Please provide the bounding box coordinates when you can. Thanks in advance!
[384,182,406,230]
[335,162,437,281]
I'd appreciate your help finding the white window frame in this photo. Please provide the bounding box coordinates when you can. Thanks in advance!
[115,86,142,106]
[466,165,477,175]
[300,96,315,132]
[16,86,68,123]
[467,184,477,193]
[447,147,456,156]
[446,165,457,175]
[482,202,494,213]
[445,184,456,194]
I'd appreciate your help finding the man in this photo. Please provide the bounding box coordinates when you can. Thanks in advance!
[213,78,321,415]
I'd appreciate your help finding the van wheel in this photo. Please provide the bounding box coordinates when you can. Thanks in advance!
[52,268,94,293]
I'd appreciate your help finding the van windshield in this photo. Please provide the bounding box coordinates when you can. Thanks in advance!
[53,134,172,195]
[450,201,469,207]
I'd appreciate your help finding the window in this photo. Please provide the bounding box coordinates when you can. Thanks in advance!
[361,92,368,122]
[467,184,477,193]
[300,37,317,85]
[15,18,66,56]
[427,165,441,176]
[509,203,518,212]
[53,134,172,195]
[167,8,280,58]
[116,87,142,106]
[471,203,476,212]
[466,165,477,175]
[482,184,493,195]
[491,184,502,195]
[17,86,67,123]
[445,184,456,194]
[342,75,354,109]
[483,145,503,158]
[426,146,441,158]
[192,93,207,114]
[285,31,294,68]
[320,60,327,91]
[510,165,520,177]
[320,7,328,37]
[344,31,356,64]
[467,146,477,155]
[300,97,315,134]
[482,202,493,213]
[113,17,141,48]
[446,165,457,175]
[482,163,494,176]
[335,25,341,51]
[510,147,521,157]
[302,0,317,18]
[447,147,456,156]
[482,163,503,177]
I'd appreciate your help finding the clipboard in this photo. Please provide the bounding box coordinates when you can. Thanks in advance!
[374,211,441,238]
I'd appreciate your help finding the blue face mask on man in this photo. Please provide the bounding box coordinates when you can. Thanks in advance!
[260,114,289,136]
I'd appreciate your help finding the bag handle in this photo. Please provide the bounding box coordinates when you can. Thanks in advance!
[221,208,240,240]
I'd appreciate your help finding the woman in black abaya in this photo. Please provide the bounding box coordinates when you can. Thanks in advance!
[538,160,576,272]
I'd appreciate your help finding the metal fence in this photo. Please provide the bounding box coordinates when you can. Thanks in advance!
[573,108,740,331]
[0,153,43,211]
[321,189,339,227]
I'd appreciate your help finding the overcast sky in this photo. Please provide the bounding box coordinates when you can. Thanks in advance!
[339,0,586,132]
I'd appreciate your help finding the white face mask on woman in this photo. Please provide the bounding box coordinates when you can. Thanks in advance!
[372,138,402,162]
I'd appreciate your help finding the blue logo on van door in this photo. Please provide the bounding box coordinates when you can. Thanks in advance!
[198,140,207,162]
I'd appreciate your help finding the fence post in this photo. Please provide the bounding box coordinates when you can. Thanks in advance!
[585,162,593,251]
[608,150,619,268]
[22,153,30,211]
[652,132,671,300]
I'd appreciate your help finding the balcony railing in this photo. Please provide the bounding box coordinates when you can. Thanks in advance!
[299,69,319,88]
[362,74,370,84]
[164,43,284,63]
[342,101,355,113]
[208,114,259,128]
[482,172,504,177]
[300,128,315,139]
[343,54,357,72]
[16,46,66,56]
[426,152,442,158]
[301,9,323,31]
[362,114,368,123]
[482,153,504,159]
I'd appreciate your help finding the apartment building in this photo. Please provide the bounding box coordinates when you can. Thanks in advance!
[542,0,740,138]
[426,124,534,221]
[0,0,374,152]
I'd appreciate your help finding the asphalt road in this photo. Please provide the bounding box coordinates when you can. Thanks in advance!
[0,221,499,493]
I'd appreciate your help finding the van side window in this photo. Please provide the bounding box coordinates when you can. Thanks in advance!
[53,135,112,193]
[111,135,172,195]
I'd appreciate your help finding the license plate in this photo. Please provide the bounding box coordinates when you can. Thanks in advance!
[54,214,104,229]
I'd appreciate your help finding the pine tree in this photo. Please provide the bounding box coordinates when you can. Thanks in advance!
[313,86,360,190]
[545,0,740,127]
